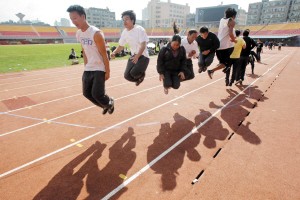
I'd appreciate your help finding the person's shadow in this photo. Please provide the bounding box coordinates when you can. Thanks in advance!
[85,127,136,200]
[209,88,264,144]
[194,109,230,148]
[33,141,107,200]
[147,113,201,191]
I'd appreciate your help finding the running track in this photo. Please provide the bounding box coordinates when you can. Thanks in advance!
[0,47,299,199]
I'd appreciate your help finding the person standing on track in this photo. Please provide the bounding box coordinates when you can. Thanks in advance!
[67,5,114,115]
[207,8,237,82]
[111,10,150,86]
[226,30,246,86]
[236,29,257,84]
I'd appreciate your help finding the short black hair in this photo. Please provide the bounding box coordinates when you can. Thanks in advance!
[243,29,250,37]
[122,10,136,25]
[67,5,86,18]
[235,30,241,37]
[199,26,209,33]
[188,29,197,35]
[225,8,237,18]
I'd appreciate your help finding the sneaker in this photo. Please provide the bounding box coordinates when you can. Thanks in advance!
[207,70,214,79]
[202,66,207,72]
[102,98,114,115]
[102,107,109,115]
[198,68,203,73]
[136,73,145,86]
[108,98,114,114]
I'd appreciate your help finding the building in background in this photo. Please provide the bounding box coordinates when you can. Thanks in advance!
[247,0,300,25]
[54,18,71,27]
[85,7,115,28]
[237,9,247,25]
[142,0,190,28]
[195,4,239,28]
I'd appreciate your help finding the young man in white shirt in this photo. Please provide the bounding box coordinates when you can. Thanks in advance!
[111,10,150,86]
[181,29,199,81]
[67,5,114,115]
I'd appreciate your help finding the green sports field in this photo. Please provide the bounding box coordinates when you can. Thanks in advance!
[0,43,130,73]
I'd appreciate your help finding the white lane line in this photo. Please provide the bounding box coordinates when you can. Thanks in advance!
[0,71,81,86]
[0,77,224,178]
[1,74,159,113]
[0,83,162,137]
[0,84,79,102]
[0,67,126,87]
[0,52,287,178]
[102,53,291,200]
[2,112,96,129]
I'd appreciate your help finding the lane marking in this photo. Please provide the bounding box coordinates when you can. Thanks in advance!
[0,52,289,180]
[0,77,224,178]
[102,53,291,200]
[0,84,162,137]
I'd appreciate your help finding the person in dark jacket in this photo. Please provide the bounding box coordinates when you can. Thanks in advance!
[196,26,220,73]
[157,23,186,94]
[235,29,257,84]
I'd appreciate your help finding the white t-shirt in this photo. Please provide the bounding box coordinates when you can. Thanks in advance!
[76,26,106,71]
[119,25,149,58]
[217,18,235,50]
[181,37,200,59]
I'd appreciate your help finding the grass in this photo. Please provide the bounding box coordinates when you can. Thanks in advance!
[0,43,130,73]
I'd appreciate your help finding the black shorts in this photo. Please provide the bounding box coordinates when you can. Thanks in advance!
[216,47,234,68]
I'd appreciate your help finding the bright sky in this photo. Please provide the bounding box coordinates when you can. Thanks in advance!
[0,0,259,25]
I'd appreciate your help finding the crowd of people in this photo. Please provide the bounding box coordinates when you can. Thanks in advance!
[67,5,271,115]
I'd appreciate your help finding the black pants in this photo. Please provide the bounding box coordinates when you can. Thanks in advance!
[182,59,195,81]
[82,71,110,108]
[124,55,149,82]
[225,58,240,83]
[163,71,181,89]
[236,56,249,81]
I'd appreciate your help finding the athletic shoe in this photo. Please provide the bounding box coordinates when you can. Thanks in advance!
[102,98,114,115]
[235,79,243,85]
[136,73,145,86]
[108,98,114,114]
[207,70,214,79]
[102,107,109,115]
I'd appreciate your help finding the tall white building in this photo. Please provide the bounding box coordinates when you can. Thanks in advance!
[142,0,190,28]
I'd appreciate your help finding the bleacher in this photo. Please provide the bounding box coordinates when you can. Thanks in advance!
[33,26,60,37]
[1,22,299,45]
[0,25,38,38]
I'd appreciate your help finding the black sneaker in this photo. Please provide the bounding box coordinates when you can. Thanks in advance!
[108,98,114,114]
[102,98,114,115]
[136,73,145,86]
[102,107,109,115]
[207,70,214,79]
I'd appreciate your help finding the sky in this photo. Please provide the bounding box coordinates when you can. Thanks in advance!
[0,0,259,25]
